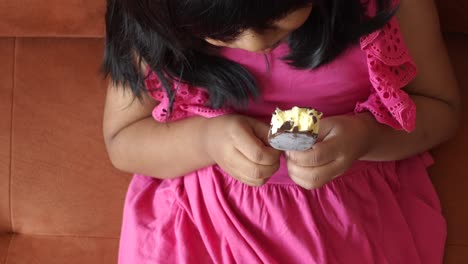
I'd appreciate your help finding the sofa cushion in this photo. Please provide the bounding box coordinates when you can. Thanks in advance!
[0,234,11,262]
[5,234,118,264]
[0,0,105,37]
[430,33,468,262]
[444,245,468,264]
[10,38,130,236]
[435,0,468,34]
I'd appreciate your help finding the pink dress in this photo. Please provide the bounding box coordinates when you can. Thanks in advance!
[118,1,446,263]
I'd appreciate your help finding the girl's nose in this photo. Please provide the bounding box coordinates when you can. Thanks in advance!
[236,30,272,52]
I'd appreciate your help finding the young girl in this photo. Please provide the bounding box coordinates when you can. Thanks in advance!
[102,0,460,263]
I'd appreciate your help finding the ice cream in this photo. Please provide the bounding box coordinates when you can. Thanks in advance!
[268,107,323,151]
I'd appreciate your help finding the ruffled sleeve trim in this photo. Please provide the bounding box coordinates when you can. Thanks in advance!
[144,70,233,122]
[355,0,417,132]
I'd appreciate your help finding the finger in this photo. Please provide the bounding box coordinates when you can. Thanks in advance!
[287,161,331,189]
[286,138,338,167]
[246,118,270,145]
[224,147,280,186]
[287,159,346,189]
[316,117,334,142]
[233,120,281,166]
[231,172,268,187]
[290,174,328,190]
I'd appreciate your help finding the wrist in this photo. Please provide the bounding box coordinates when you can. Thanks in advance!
[353,112,381,160]
[199,116,221,163]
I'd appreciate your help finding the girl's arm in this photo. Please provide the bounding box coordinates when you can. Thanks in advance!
[360,0,460,161]
[285,0,460,189]
[102,83,280,184]
[102,84,211,176]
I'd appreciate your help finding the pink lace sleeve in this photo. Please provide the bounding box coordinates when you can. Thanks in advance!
[145,70,233,122]
[355,0,417,132]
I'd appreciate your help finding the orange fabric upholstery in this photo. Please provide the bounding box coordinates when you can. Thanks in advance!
[11,38,129,237]
[6,234,118,264]
[0,235,11,261]
[435,0,468,34]
[430,33,468,263]
[0,37,131,263]
[0,0,105,37]
[0,0,467,263]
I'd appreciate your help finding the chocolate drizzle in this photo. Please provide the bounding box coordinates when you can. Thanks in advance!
[279,121,294,132]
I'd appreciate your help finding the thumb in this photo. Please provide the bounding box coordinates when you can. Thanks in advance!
[246,118,273,146]
[316,117,334,142]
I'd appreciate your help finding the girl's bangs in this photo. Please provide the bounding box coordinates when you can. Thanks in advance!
[174,0,313,41]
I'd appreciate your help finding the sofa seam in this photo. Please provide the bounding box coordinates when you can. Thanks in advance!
[15,233,119,240]
[8,37,17,235]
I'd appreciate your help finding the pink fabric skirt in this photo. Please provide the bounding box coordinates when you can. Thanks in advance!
[118,152,446,264]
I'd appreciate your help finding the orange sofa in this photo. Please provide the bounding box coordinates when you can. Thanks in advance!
[0,0,466,263]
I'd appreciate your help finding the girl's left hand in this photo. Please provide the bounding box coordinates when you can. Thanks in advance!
[286,114,373,190]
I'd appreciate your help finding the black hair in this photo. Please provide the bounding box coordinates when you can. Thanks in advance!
[102,0,395,109]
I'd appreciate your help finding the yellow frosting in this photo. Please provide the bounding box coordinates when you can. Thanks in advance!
[270,107,322,134]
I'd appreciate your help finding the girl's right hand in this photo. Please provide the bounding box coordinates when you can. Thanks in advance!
[203,115,282,186]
